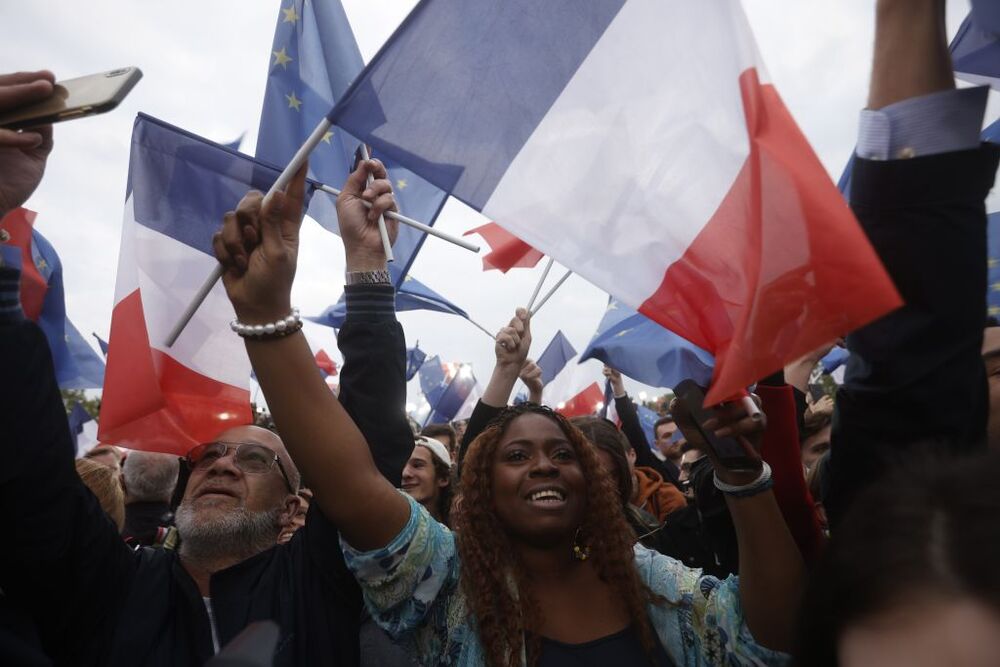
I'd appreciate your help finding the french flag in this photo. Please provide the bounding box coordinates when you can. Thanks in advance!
[99,115,310,455]
[537,331,604,418]
[329,0,901,403]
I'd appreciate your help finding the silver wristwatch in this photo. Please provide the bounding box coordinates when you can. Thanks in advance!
[345,269,392,286]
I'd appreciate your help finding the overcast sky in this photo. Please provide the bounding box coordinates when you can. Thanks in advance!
[1,0,974,408]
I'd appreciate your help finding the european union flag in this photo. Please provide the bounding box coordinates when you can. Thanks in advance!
[536,330,576,386]
[636,404,661,448]
[406,344,427,382]
[256,0,448,285]
[426,366,477,426]
[579,297,714,390]
[307,272,469,329]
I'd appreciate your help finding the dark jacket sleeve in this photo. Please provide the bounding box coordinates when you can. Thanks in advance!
[336,284,412,487]
[457,400,504,476]
[0,265,134,664]
[827,146,1000,526]
[614,394,680,486]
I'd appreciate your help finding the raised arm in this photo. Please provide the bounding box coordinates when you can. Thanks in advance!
[212,160,408,551]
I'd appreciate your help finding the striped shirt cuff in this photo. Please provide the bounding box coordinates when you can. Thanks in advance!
[0,265,24,325]
[344,284,396,322]
[857,86,988,161]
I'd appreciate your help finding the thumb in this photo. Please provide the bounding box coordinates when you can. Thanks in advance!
[260,162,307,254]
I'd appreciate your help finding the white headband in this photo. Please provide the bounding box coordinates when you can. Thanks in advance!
[415,436,453,468]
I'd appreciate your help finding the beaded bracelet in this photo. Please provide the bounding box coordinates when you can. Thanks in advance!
[713,461,773,498]
[230,308,303,340]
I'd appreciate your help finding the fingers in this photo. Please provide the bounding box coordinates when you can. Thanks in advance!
[515,307,531,346]
[220,208,251,272]
[261,162,307,255]
[340,157,385,200]
[0,127,44,148]
[213,218,246,275]
[0,71,55,87]
[0,75,55,112]
[496,327,521,351]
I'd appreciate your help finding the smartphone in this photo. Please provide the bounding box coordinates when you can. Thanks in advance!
[0,67,143,130]
[808,384,827,403]
[673,379,761,472]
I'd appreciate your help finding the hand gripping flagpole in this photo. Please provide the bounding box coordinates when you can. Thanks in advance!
[165,117,332,348]
[358,143,394,263]
[164,118,481,348]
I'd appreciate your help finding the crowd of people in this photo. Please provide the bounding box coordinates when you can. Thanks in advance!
[4,0,1000,665]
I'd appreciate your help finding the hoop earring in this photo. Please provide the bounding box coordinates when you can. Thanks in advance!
[573,527,590,561]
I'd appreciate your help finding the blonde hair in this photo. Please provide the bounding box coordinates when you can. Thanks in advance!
[75,457,126,532]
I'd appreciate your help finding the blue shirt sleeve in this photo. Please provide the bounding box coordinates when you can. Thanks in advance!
[857,86,989,160]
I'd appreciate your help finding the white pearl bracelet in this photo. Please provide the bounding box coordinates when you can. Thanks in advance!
[713,461,773,498]
[230,308,303,339]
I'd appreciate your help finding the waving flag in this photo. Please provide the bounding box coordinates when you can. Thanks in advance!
[951,11,1000,89]
[1,208,105,389]
[100,114,314,455]
[464,222,543,272]
[257,0,448,284]
[425,365,477,426]
[536,330,576,386]
[580,297,714,390]
[556,382,604,419]
[406,344,427,381]
[308,272,469,329]
[327,0,899,403]
[419,355,447,408]
[93,332,109,356]
[68,402,99,458]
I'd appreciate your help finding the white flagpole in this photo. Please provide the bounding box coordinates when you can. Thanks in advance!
[467,317,498,341]
[530,269,572,317]
[358,143,394,263]
[165,117,333,348]
[525,257,554,312]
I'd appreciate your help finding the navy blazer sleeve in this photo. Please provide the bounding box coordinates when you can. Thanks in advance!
[826,146,1000,525]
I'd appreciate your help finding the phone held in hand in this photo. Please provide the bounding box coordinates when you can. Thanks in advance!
[0,67,143,130]
[673,379,761,473]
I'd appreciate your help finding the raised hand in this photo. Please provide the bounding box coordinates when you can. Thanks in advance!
[670,395,766,486]
[602,365,625,397]
[0,71,56,217]
[335,157,398,272]
[212,162,308,323]
[494,308,531,371]
[519,359,543,404]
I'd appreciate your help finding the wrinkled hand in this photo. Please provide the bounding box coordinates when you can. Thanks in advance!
[671,395,766,486]
[213,163,308,323]
[336,157,398,272]
[0,71,56,217]
[808,394,834,419]
[520,359,543,396]
[603,365,625,396]
[495,308,531,372]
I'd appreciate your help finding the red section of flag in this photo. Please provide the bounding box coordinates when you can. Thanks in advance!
[315,349,338,376]
[556,382,604,418]
[98,290,251,455]
[464,222,544,272]
[640,69,901,405]
[1,208,47,321]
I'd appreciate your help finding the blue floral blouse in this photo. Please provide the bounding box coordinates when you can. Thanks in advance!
[342,495,789,666]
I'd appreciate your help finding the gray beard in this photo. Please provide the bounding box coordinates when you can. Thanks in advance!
[175,501,281,570]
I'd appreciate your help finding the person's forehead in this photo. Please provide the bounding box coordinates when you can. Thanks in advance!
[215,425,283,453]
[410,445,434,463]
[983,328,1000,358]
[501,413,566,443]
[656,421,676,434]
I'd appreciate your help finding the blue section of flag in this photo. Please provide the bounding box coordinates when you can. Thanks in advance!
[257,0,448,285]
[952,12,1000,84]
[821,347,850,374]
[636,404,660,449]
[536,330,576,386]
[129,114,315,256]
[579,297,714,389]
[20,227,106,389]
[600,379,612,419]
[93,332,109,356]
[68,402,93,435]
[406,345,427,381]
[307,273,468,329]
[419,355,446,408]
[223,133,246,152]
[988,213,1000,319]
[426,368,477,426]
[327,0,626,209]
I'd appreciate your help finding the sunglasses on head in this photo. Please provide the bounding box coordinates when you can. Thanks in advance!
[186,441,296,493]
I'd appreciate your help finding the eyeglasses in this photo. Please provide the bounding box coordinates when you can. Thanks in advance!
[186,441,295,493]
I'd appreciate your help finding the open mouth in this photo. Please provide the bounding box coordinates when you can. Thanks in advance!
[526,488,567,507]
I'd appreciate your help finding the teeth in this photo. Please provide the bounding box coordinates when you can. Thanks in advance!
[530,490,565,502]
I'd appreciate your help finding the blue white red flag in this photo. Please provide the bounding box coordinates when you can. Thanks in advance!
[0,208,105,389]
[99,114,315,455]
[257,0,447,285]
[580,297,714,390]
[328,0,899,403]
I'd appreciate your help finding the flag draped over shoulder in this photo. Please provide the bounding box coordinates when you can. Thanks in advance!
[0,208,105,389]
[99,114,314,455]
[580,297,714,390]
[327,0,901,403]
[257,0,448,286]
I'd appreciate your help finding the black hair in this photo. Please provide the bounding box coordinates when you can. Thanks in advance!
[796,450,1000,665]
[570,416,633,506]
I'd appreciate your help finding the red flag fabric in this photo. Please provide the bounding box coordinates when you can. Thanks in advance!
[315,349,338,376]
[556,382,604,418]
[464,222,544,273]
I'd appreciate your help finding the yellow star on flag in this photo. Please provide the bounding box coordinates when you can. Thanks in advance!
[321,130,333,144]
[282,4,299,23]
[285,92,302,111]
[991,306,1000,316]
[606,301,618,311]
[990,257,999,269]
[615,328,631,338]
[272,47,293,69]
[403,275,414,282]
[36,258,48,271]
[396,178,408,190]
[993,282,1000,292]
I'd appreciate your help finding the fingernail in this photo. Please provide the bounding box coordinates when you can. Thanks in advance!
[362,189,373,198]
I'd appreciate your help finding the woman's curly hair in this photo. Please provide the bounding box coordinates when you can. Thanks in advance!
[452,403,662,667]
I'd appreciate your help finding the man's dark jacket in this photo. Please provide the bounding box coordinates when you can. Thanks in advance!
[0,283,412,666]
